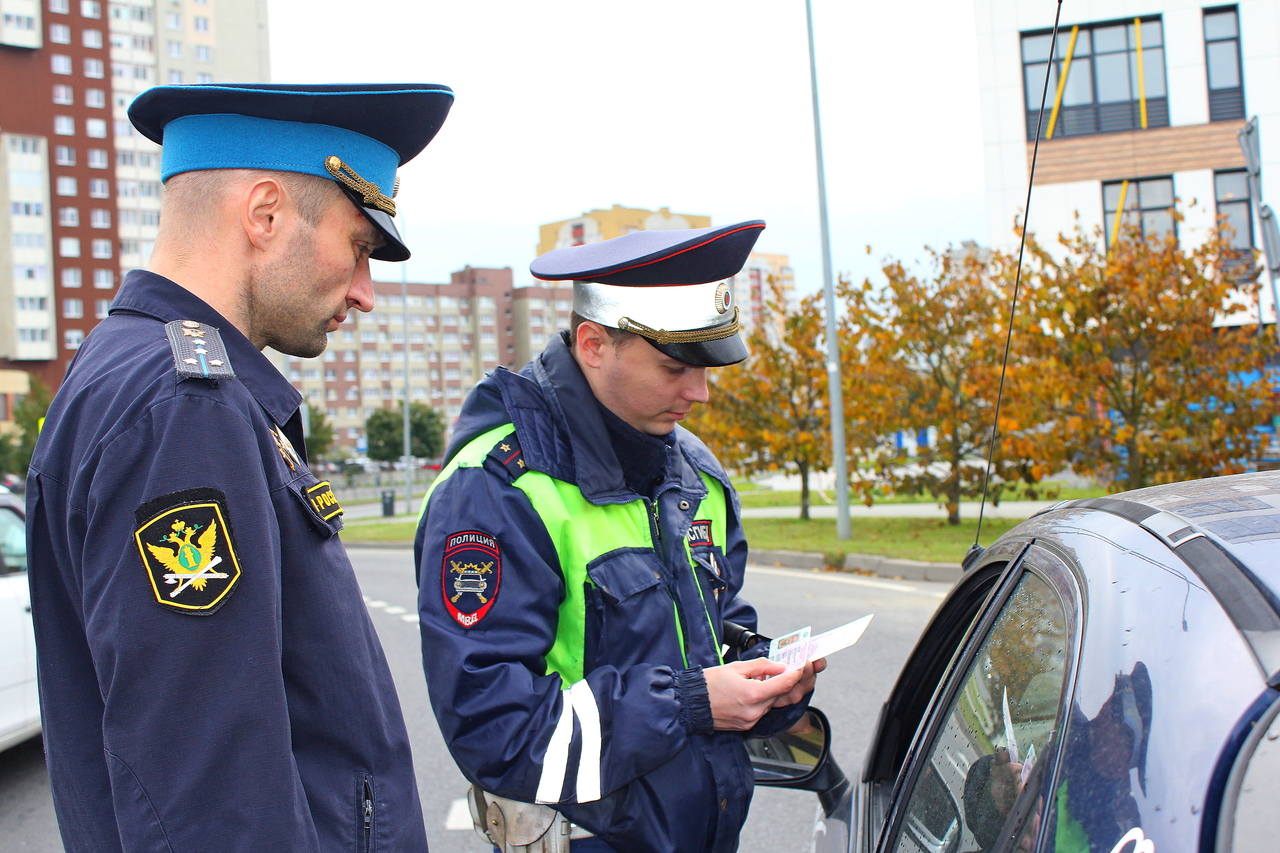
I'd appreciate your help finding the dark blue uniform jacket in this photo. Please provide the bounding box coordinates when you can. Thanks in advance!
[415,332,804,853]
[26,271,428,853]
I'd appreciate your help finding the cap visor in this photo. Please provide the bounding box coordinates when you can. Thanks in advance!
[647,332,748,367]
[337,186,409,261]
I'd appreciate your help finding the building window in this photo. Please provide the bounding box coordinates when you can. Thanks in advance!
[87,148,108,168]
[167,69,183,85]
[63,298,83,318]
[49,0,69,13]
[1022,17,1168,141]
[11,201,43,216]
[60,236,81,257]
[88,178,109,198]
[1204,7,1244,122]
[56,176,78,196]
[196,72,212,85]
[193,15,208,32]
[1215,169,1253,270]
[49,22,70,43]
[1102,176,1176,247]
[85,88,105,108]
[195,44,210,62]
[93,268,114,288]
[165,12,180,29]
[80,0,100,18]
[53,115,75,135]
[91,238,112,259]
[51,53,72,74]
[62,267,82,287]
[95,298,111,318]
[166,39,182,57]
[65,329,84,350]
[84,57,105,78]
[90,208,111,228]
[54,145,75,165]
[52,84,73,105]
[58,206,79,226]
[82,28,102,48]
[85,118,107,138]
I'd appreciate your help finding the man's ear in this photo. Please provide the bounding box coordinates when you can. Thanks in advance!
[574,321,609,370]
[241,176,286,251]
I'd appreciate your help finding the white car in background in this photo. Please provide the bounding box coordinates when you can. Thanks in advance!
[0,489,39,752]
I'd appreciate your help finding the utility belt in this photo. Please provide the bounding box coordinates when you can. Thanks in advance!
[468,786,595,853]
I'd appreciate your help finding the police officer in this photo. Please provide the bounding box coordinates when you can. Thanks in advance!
[415,221,824,853]
[26,83,453,853]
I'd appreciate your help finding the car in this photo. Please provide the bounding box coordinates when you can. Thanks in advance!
[0,490,38,752]
[750,469,1280,853]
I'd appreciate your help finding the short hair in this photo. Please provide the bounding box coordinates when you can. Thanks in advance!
[160,169,343,234]
[568,311,639,349]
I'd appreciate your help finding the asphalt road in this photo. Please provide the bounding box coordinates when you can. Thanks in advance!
[0,548,949,853]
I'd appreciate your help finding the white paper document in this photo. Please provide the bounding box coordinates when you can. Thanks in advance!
[767,614,874,671]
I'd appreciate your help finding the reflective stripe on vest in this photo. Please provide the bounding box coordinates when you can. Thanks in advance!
[422,423,728,684]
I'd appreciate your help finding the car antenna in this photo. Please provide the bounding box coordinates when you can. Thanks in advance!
[966,0,1065,572]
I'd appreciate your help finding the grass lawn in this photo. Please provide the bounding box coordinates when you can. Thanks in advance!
[734,481,1104,509]
[342,514,1025,564]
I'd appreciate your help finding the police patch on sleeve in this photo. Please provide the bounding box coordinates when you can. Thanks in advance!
[134,488,242,615]
[442,530,501,628]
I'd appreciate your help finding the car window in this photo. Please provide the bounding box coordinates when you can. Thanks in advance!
[0,507,26,575]
[890,570,1071,853]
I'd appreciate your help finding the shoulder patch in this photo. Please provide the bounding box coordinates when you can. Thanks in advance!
[441,530,501,628]
[164,319,235,380]
[486,432,528,481]
[134,487,242,615]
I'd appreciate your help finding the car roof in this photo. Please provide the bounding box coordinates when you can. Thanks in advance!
[1057,470,1280,599]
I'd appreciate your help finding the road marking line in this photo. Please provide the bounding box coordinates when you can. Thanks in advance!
[401,614,419,624]
[747,565,945,596]
[445,797,472,830]
[384,605,407,615]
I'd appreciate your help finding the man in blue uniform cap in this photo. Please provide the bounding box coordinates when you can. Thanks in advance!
[415,221,825,853]
[26,83,452,853]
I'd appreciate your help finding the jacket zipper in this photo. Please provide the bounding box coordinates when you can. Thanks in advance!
[363,778,374,853]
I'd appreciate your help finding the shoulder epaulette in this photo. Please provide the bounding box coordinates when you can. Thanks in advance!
[164,320,235,380]
[486,432,528,481]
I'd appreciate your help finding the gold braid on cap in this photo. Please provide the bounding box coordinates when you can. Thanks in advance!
[325,155,396,216]
[617,307,740,345]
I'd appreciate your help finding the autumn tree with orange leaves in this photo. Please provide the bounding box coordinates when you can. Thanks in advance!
[1022,222,1273,490]
[689,281,840,519]
[857,245,1056,525]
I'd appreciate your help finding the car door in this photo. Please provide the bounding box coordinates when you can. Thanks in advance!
[0,500,36,747]
[874,542,1082,853]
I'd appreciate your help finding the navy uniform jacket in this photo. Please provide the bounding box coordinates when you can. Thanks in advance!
[26,270,428,853]
[415,332,804,853]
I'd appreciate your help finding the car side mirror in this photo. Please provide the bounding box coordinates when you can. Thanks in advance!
[747,707,832,786]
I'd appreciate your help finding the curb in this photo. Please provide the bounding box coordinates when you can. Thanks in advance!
[749,549,962,584]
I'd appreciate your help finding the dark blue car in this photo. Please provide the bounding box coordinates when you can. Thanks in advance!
[751,469,1279,853]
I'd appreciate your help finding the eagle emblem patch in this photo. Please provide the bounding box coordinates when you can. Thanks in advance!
[135,488,241,614]
[442,530,501,628]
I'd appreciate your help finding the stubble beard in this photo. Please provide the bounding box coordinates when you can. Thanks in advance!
[245,229,332,358]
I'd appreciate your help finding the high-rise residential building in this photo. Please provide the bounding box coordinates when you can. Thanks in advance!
[536,204,711,256]
[976,1,1280,327]
[728,251,794,335]
[0,0,269,388]
[273,267,523,456]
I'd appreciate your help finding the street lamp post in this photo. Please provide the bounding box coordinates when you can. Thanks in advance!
[804,0,851,539]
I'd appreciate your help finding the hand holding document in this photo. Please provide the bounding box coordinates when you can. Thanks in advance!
[767,614,874,671]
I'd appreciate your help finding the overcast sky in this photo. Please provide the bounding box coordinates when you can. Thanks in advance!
[267,0,989,294]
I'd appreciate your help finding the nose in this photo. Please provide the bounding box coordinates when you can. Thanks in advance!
[684,368,710,404]
[347,257,375,313]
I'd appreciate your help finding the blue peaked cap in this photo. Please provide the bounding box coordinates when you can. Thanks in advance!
[128,83,454,261]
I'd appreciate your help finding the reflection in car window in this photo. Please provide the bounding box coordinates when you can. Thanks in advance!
[0,508,26,574]
[892,572,1069,853]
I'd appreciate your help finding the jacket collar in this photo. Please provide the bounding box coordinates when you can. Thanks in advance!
[109,270,303,427]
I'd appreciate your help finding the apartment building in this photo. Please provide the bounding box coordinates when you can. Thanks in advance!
[0,0,268,388]
[273,267,547,456]
[976,0,1280,317]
